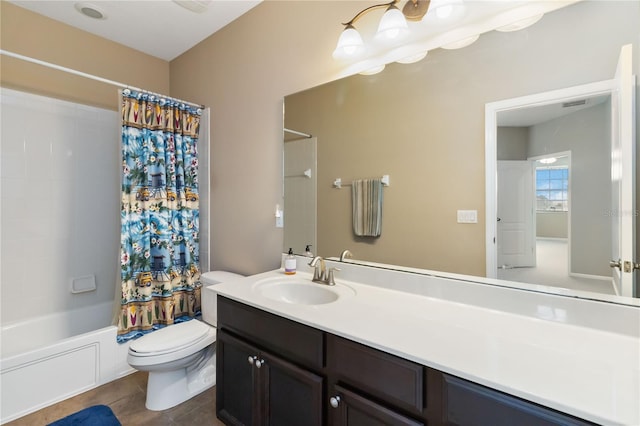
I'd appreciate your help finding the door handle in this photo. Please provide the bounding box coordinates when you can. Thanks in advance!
[497,217,501,222]
[623,261,640,273]
[609,259,622,270]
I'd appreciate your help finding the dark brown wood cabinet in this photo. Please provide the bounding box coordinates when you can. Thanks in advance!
[441,374,594,426]
[327,334,426,425]
[328,384,424,426]
[216,296,596,426]
[217,328,324,426]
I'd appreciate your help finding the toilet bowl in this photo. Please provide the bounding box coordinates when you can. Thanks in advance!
[127,271,243,411]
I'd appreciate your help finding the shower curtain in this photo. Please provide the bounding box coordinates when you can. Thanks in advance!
[117,89,202,343]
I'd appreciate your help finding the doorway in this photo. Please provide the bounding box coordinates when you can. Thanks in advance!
[486,80,621,295]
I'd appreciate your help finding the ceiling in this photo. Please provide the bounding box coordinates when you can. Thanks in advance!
[7,0,262,61]
[498,94,610,127]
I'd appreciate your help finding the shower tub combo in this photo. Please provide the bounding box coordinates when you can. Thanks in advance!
[0,301,134,424]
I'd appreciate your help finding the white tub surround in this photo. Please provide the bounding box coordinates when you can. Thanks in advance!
[0,302,134,424]
[208,259,639,426]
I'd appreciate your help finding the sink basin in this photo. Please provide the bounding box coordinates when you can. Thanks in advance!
[253,276,355,305]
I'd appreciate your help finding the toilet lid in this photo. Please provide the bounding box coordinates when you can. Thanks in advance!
[130,320,210,354]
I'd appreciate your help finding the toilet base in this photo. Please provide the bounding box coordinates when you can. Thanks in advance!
[145,348,217,411]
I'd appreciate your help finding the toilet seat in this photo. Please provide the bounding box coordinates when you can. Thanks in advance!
[129,320,214,357]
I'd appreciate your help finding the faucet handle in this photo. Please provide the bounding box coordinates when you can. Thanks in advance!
[327,267,341,286]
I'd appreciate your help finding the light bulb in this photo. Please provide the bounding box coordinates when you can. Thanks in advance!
[376,5,408,41]
[333,25,364,59]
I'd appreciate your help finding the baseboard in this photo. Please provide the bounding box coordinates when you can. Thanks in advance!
[569,272,611,282]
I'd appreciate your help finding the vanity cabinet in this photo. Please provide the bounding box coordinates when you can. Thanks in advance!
[216,296,596,426]
[327,334,426,426]
[328,384,423,426]
[216,297,325,426]
[217,329,323,426]
[441,374,594,426]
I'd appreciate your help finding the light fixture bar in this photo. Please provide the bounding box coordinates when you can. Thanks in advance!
[342,0,399,26]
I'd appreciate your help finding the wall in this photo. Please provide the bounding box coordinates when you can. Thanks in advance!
[169,1,362,275]
[529,102,611,277]
[0,3,171,322]
[497,127,529,161]
[1,89,119,324]
[537,213,568,239]
[277,1,638,275]
[6,1,635,282]
[0,2,170,110]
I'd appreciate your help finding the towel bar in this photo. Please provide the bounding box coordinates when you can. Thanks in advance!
[333,175,389,189]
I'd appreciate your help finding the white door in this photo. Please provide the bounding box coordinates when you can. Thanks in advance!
[497,161,536,268]
[610,44,636,297]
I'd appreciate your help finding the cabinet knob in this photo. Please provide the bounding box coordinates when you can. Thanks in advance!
[247,355,257,366]
[255,359,265,368]
[329,396,341,408]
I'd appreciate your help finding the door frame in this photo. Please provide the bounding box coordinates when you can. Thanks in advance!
[486,79,614,279]
[528,151,572,274]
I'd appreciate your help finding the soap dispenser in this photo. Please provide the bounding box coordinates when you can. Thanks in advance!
[284,248,297,275]
[305,245,313,257]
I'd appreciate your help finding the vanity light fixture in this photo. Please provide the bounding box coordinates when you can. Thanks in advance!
[440,34,479,50]
[359,64,387,75]
[396,50,429,64]
[495,13,544,32]
[430,0,465,21]
[539,157,557,165]
[333,0,430,60]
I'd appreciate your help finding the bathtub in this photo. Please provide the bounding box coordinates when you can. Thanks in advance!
[0,301,135,424]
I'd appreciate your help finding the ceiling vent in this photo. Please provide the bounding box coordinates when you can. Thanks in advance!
[562,99,587,108]
[74,2,106,19]
[172,0,213,13]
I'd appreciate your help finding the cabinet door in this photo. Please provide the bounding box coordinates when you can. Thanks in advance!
[443,374,596,426]
[217,330,259,426]
[260,351,324,426]
[327,335,424,416]
[329,385,424,426]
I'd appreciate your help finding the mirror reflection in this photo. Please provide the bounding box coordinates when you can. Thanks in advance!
[284,1,638,302]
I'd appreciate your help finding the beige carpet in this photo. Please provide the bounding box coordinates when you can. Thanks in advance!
[498,239,615,295]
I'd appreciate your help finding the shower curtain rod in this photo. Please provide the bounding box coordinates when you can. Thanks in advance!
[284,128,312,138]
[0,49,204,109]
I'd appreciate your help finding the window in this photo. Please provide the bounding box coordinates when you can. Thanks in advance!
[536,166,568,211]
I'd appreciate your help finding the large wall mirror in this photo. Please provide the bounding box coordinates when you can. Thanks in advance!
[284,0,639,304]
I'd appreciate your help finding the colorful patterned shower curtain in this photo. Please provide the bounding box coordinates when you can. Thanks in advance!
[117,89,202,343]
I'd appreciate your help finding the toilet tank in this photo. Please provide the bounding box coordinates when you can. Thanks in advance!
[200,271,244,327]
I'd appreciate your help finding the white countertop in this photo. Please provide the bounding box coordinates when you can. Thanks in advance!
[210,267,640,425]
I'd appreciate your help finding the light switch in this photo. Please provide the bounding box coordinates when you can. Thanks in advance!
[457,210,478,224]
[275,204,284,228]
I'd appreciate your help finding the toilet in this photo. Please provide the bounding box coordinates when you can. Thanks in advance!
[127,271,243,411]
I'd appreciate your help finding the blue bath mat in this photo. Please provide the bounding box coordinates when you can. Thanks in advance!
[47,405,121,426]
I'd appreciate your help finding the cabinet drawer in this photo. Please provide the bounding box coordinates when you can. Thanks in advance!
[217,296,324,370]
[330,384,424,426]
[443,374,596,426]
[327,335,424,416]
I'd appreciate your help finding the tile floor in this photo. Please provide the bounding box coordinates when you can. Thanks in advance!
[5,371,225,426]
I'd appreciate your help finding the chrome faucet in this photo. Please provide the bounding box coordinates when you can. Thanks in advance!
[308,256,339,286]
[340,249,353,262]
